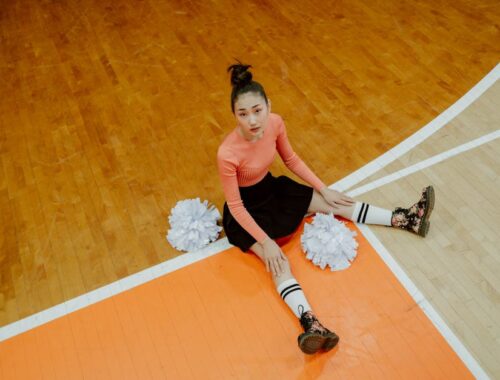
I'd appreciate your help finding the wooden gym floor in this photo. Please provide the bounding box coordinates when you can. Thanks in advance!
[0,221,477,379]
[0,0,499,378]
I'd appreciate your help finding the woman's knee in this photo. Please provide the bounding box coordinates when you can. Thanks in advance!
[308,191,356,219]
[249,242,293,281]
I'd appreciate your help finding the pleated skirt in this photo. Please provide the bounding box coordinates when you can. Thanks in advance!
[222,172,314,252]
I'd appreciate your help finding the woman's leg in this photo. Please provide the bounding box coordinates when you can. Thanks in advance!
[307,190,357,220]
[307,186,435,237]
[249,242,303,300]
[249,242,339,354]
[308,190,391,223]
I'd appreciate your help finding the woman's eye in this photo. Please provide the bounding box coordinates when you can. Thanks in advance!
[239,113,247,117]
[255,109,261,113]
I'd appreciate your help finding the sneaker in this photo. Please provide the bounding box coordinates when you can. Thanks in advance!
[391,185,435,237]
[297,311,339,354]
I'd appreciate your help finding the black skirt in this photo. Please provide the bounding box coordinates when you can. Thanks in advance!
[222,172,314,252]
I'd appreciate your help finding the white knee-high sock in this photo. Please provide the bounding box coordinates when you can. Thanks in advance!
[351,202,392,226]
[276,278,312,318]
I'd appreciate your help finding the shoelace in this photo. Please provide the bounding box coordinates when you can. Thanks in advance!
[298,304,305,317]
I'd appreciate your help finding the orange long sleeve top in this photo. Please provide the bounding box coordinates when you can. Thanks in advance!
[217,113,326,244]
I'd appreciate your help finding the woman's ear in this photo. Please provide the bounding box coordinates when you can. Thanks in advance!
[268,99,272,113]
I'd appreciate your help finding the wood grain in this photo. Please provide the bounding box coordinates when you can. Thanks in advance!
[0,0,499,328]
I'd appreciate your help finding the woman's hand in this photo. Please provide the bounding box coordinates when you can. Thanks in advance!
[320,187,355,209]
[262,238,287,277]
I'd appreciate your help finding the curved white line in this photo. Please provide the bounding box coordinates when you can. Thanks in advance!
[348,130,500,197]
[1,64,498,356]
[332,63,499,192]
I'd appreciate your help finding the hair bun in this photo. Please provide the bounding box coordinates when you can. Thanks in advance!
[227,62,253,88]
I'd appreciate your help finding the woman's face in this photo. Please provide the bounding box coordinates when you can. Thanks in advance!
[234,92,270,141]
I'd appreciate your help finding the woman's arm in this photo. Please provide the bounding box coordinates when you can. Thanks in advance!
[217,149,270,244]
[275,116,326,191]
[276,117,354,207]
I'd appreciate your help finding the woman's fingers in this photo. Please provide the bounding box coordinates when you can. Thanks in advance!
[280,251,287,261]
[334,196,355,206]
[277,257,285,274]
[273,259,280,276]
[339,193,354,202]
[336,199,353,206]
[273,258,280,276]
[268,258,276,276]
[328,201,340,209]
[269,257,285,276]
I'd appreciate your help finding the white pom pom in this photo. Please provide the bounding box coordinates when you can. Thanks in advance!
[166,198,222,252]
[301,213,358,271]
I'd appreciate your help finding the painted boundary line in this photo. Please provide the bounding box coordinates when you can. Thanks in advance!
[0,238,232,342]
[348,129,500,197]
[357,225,490,380]
[0,63,498,345]
[333,63,499,193]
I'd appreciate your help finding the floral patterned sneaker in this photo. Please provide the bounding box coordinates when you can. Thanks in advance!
[298,311,339,354]
[391,185,435,237]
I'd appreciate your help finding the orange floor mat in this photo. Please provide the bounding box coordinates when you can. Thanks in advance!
[0,219,473,379]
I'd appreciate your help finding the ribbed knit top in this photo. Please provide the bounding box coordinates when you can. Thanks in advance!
[217,113,326,244]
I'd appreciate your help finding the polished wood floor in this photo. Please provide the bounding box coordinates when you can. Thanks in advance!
[348,84,500,377]
[0,0,499,332]
[0,222,474,379]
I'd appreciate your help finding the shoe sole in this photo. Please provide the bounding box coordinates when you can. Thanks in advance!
[298,332,326,354]
[298,332,340,354]
[418,186,435,237]
[322,332,340,352]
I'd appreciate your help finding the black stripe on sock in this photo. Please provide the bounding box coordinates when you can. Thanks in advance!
[362,204,370,223]
[282,287,302,301]
[357,203,365,223]
[280,283,300,299]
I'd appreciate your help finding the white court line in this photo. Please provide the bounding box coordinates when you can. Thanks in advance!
[0,63,498,349]
[333,63,499,193]
[357,225,490,380]
[0,237,231,342]
[348,129,500,197]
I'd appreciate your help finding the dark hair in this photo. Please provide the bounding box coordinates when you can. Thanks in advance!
[227,62,268,113]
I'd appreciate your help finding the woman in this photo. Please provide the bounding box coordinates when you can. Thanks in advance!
[217,63,434,355]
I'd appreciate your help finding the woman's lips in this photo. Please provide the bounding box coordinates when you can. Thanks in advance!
[250,127,260,132]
